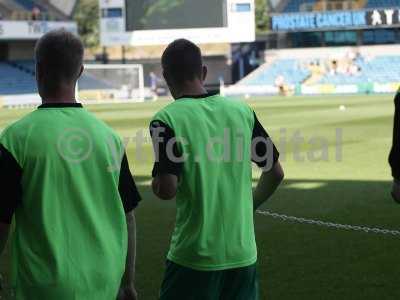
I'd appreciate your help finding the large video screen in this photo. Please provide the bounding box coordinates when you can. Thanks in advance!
[125,0,227,31]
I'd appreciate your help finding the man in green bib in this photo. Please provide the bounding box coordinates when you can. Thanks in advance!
[150,39,285,300]
[0,30,140,299]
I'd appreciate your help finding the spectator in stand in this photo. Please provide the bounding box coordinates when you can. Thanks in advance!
[275,75,286,95]
[32,6,41,21]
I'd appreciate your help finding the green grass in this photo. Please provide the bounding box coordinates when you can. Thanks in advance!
[1,94,400,299]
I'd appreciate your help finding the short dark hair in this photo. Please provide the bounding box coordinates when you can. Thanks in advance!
[35,29,84,91]
[161,39,203,87]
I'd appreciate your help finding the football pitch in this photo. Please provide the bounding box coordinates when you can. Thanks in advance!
[1,94,400,299]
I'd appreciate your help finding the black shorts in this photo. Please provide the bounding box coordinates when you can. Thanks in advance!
[159,260,259,300]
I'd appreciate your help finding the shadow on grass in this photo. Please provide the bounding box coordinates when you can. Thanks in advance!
[135,177,399,300]
[1,177,399,300]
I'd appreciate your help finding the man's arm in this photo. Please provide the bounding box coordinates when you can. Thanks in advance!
[253,161,284,210]
[389,93,400,203]
[392,179,400,204]
[118,211,137,300]
[0,144,22,253]
[149,120,183,201]
[0,143,21,291]
[0,223,10,291]
[251,112,284,209]
[117,153,141,299]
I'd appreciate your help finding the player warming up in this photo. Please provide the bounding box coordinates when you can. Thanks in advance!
[0,30,141,300]
[150,39,284,300]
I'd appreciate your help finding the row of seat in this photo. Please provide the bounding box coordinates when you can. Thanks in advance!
[365,0,399,8]
[238,55,400,87]
[283,0,398,13]
[0,62,37,95]
[13,0,44,11]
[283,0,316,13]
[0,61,119,95]
[318,56,400,85]
[240,59,311,86]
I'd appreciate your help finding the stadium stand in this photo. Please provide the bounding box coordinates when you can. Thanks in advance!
[240,59,311,86]
[0,0,23,11]
[366,0,399,8]
[0,0,22,19]
[283,0,316,12]
[4,48,400,96]
[318,56,400,84]
[232,45,400,90]
[0,1,76,98]
[280,0,399,13]
[0,0,69,20]
[0,62,36,95]
[14,0,41,11]
[13,60,35,73]
[0,60,116,95]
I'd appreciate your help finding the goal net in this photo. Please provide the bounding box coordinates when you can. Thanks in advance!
[77,64,145,103]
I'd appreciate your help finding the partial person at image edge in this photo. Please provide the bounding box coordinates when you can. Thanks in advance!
[389,90,400,204]
[150,39,284,300]
[0,30,140,300]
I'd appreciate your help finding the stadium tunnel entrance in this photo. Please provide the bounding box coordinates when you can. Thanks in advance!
[0,42,8,61]
[0,41,35,61]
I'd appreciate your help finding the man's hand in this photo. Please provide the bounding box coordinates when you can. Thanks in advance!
[152,174,178,200]
[391,179,400,204]
[117,285,138,300]
[253,161,284,210]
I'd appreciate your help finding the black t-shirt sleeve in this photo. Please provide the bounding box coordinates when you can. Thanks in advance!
[118,153,141,213]
[389,92,400,179]
[0,144,22,224]
[251,112,280,170]
[150,120,183,178]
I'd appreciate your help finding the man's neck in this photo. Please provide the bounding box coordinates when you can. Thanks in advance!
[42,99,77,104]
[176,84,208,99]
[41,93,77,104]
[40,85,77,104]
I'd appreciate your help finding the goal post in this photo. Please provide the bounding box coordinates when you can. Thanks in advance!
[77,64,145,103]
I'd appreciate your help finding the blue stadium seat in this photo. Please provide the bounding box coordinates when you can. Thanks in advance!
[239,59,311,86]
[0,60,117,96]
[283,0,316,13]
[366,0,399,8]
[318,55,400,84]
[13,0,44,11]
[0,62,37,95]
[237,55,400,87]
